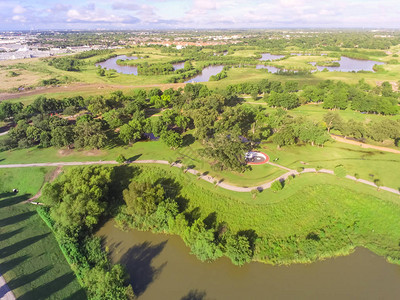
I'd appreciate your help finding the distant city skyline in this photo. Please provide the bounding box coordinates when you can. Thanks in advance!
[1,0,399,30]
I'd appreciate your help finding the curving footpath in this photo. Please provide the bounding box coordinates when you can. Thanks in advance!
[0,160,399,195]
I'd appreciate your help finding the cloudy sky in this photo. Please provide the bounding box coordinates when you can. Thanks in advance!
[1,0,399,30]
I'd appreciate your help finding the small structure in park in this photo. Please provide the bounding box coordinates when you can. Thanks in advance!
[245,151,269,165]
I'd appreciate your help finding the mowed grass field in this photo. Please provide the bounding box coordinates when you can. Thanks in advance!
[121,164,400,264]
[0,168,86,299]
[0,135,399,189]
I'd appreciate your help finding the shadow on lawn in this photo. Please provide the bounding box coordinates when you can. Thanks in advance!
[0,233,50,260]
[19,272,86,300]
[0,194,30,209]
[0,210,36,227]
[8,266,52,291]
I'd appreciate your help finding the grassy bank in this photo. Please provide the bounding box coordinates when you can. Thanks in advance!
[0,168,86,299]
[116,164,400,265]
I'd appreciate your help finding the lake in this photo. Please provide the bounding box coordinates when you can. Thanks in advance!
[95,55,186,75]
[310,56,384,72]
[184,65,224,83]
[98,220,400,300]
[259,53,285,61]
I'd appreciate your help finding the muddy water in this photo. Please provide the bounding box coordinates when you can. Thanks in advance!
[98,220,400,300]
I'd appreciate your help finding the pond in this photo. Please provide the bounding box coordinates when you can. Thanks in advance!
[310,56,384,72]
[95,55,139,75]
[184,65,224,83]
[256,65,281,73]
[98,220,400,300]
[259,53,285,61]
[95,55,187,75]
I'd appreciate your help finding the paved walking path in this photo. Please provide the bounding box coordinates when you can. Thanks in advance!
[0,131,9,136]
[0,160,399,195]
[331,134,400,154]
[0,273,15,300]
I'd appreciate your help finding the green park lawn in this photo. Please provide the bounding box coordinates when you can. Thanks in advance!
[0,168,86,299]
[0,134,399,189]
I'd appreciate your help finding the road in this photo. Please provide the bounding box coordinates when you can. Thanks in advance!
[0,160,398,195]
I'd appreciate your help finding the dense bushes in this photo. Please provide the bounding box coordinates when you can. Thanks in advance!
[40,166,134,299]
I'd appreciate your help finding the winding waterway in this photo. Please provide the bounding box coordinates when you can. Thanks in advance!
[95,55,186,75]
[98,220,400,300]
[184,65,224,83]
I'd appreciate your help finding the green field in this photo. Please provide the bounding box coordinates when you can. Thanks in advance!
[0,168,86,299]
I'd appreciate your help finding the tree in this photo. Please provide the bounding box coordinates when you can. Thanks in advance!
[123,182,165,217]
[161,130,183,149]
[323,112,343,133]
[272,124,296,148]
[74,120,107,149]
[103,109,124,129]
[96,66,105,76]
[175,115,191,132]
[116,154,127,164]
[119,119,144,144]
[42,166,114,231]
[51,126,74,148]
[225,234,253,266]
[183,219,222,262]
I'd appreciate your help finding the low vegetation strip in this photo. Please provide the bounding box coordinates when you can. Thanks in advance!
[0,160,398,196]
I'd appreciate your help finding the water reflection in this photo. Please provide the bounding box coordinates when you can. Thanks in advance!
[310,56,384,72]
[259,53,285,61]
[184,65,224,83]
[98,220,400,300]
[96,56,187,75]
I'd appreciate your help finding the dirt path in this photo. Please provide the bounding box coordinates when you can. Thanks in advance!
[0,273,15,300]
[0,160,398,196]
[24,166,63,204]
[0,82,186,101]
[331,134,400,154]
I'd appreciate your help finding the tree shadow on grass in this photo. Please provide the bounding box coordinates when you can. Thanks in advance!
[0,211,36,227]
[0,194,30,209]
[182,134,195,147]
[0,227,24,242]
[0,255,30,275]
[0,192,14,199]
[7,266,52,291]
[120,241,167,296]
[19,272,85,300]
[0,233,50,260]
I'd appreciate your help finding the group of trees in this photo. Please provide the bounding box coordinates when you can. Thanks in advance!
[323,112,400,145]
[118,176,255,266]
[302,79,399,115]
[40,166,134,299]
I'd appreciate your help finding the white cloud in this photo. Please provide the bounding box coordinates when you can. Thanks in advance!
[12,15,26,22]
[13,5,26,14]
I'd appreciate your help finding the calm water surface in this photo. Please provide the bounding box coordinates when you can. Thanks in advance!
[184,65,224,83]
[96,56,186,75]
[98,220,400,300]
[259,53,285,61]
[310,56,384,72]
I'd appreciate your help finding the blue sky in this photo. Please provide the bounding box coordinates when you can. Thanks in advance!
[1,0,399,30]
